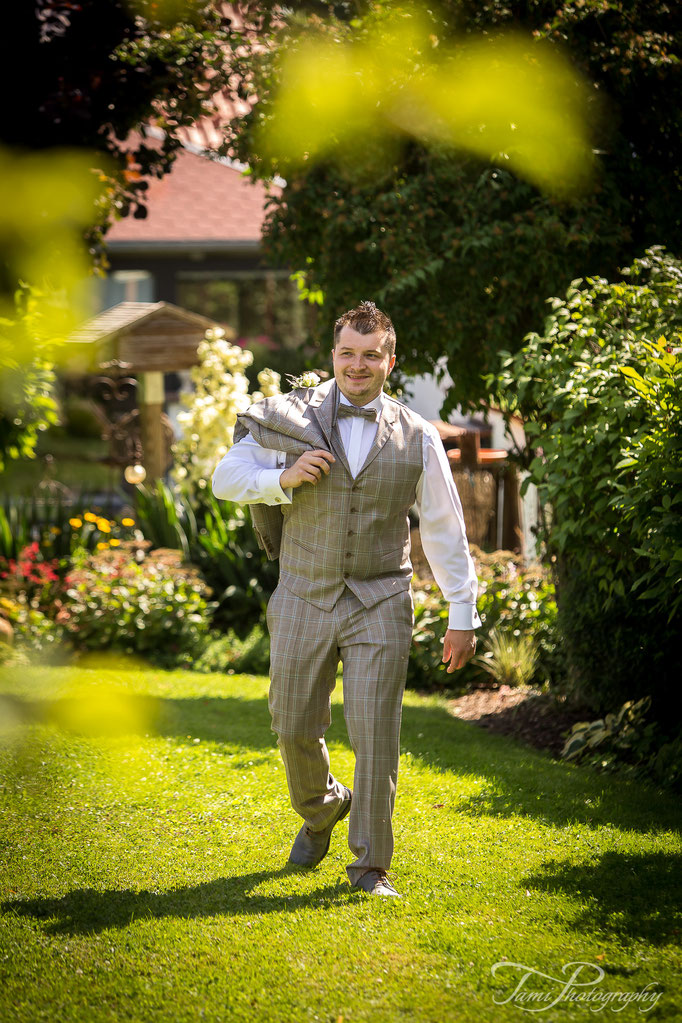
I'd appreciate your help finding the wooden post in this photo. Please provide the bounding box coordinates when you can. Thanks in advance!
[502,463,524,554]
[138,371,166,481]
[458,429,480,470]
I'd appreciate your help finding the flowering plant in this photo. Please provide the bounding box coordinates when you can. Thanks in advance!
[0,541,60,599]
[285,371,320,390]
[171,326,281,495]
[58,540,216,668]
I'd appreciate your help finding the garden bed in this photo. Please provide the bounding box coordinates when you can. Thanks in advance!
[445,684,593,758]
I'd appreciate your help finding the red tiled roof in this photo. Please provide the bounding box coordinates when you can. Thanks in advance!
[105,145,278,245]
[105,1,277,247]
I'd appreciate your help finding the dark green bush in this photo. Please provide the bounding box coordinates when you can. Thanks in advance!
[62,396,103,439]
[489,247,682,721]
[562,695,682,794]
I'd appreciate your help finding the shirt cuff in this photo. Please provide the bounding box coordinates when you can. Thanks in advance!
[257,468,293,506]
[448,604,482,630]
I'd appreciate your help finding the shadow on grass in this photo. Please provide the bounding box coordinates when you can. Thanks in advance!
[1,867,359,936]
[397,703,682,838]
[524,851,682,947]
[5,692,681,838]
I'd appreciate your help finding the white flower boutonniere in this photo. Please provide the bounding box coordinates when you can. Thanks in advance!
[286,371,321,390]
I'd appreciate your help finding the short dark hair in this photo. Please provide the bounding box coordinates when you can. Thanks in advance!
[333,300,396,357]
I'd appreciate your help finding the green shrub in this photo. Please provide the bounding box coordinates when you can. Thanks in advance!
[561,695,682,794]
[0,594,71,664]
[133,479,197,559]
[59,540,216,669]
[406,548,562,692]
[191,495,278,637]
[194,623,271,676]
[488,246,682,720]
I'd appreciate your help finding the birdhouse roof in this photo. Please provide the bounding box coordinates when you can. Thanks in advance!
[65,301,230,373]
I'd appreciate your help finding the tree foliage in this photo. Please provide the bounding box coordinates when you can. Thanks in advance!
[234,0,682,412]
[1,1,279,469]
[5,1,267,259]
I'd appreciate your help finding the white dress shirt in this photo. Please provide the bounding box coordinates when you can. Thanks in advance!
[212,390,481,630]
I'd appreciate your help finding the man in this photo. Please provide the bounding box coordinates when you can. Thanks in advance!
[212,300,480,897]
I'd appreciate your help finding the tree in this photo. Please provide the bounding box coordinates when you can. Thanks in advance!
[2,2,275,265]
[0,1,280,470]
[233,0,682,414]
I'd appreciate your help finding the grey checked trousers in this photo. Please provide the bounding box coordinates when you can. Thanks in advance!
[266,582,414,886]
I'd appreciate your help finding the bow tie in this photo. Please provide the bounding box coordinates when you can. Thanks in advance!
[337,404,378,422]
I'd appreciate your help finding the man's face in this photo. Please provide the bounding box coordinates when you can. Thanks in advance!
[331,324,396,406]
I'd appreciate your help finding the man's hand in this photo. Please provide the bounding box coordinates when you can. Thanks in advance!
[442,628,477,672]
[279,449,336,489]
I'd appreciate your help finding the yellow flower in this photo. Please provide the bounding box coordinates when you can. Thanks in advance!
[50,526,61,534]
[84,512,97,523]
[96,542,108,550]
[121,517,135,527]
[97,519,111,533]
[109,538,121,546]
[69,518,82,528]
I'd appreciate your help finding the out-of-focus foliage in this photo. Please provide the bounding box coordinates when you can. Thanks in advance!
[0,149,100,324]
[489,247,682,720]
[5,2,277,263]
[0,594,69,665]
[233,0,682,413]
[0,148,103,470]
[254,9,595,195]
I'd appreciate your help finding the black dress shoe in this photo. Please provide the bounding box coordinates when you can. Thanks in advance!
[287,786,352,867]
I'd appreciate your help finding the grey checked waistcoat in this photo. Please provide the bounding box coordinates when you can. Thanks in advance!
[233,379,425,612]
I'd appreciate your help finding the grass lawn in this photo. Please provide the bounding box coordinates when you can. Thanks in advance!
[1,662,680,1022]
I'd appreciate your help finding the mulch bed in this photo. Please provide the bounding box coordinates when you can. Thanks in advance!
[444,684,594,759]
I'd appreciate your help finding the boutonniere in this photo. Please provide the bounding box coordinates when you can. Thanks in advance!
[286,371,321,390]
